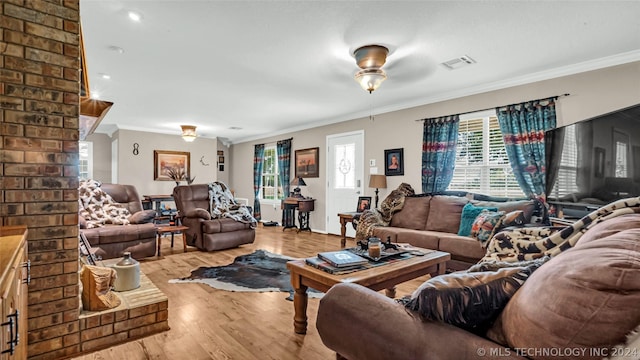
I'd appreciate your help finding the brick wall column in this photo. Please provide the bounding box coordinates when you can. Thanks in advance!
[1,0,81,358]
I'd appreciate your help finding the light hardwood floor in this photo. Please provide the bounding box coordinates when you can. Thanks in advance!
[70,226,431,360]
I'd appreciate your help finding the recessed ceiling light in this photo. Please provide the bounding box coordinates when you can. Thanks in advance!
[108,45,125,54]
[128,11,143,22]
[99,73,111,80]
[90,92,100,99]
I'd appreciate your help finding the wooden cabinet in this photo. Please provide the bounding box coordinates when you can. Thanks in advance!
[0,226,29,360]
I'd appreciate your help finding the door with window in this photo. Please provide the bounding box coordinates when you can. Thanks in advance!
[326,131,364,236]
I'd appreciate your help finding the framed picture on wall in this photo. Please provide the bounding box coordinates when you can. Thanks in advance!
[295,147,319,178]
[384,148,404,176]
[154,150,190,181]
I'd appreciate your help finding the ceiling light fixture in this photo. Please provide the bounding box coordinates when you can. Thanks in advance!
[353,45,389,93]
[181,125,197,142]
[128,11,142,22]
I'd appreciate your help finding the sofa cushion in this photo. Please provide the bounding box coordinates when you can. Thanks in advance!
[438,233,486,260]
[374,228,439,250]
[458,203,498,236]
[129,209,156,224]
[403,263,542,333]
[203,218,252,233]
[425,196,469,233]
[470,210,505,246]
[498,214,640,357]
[389,196,431,230]
[472,199,535,223]
[82,223,156,245]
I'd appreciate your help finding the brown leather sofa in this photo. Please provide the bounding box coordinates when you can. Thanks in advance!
[80,183,157,260]
[317,213,640,360]
[372,194,541,271]
[173,184,255,251]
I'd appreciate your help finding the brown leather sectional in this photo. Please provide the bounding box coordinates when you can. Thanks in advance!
[318,209,640,360]
[372,194,539,271]
[80,183,158,260]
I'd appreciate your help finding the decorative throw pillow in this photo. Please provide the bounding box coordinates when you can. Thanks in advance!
[129,209,157,224]
[495,210,527,230]
[470,210,505,246]
[458,203,498,236]
[402,262,543,334]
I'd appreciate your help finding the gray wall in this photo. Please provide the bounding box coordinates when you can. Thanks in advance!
[230,61,640,233]
[85,132,112,182]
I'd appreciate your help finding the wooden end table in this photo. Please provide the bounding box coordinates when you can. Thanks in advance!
[286,249,450,334]
[156,225,189,256]
[338,212,360,247]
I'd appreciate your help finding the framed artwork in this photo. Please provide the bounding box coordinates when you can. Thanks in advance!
[154,150,190,181]
[217,150,224,156]
[356,196,372,212]
[295,147,319,178]
[384,148,404,176]
[594,147,605,178]
[218,156,225,164]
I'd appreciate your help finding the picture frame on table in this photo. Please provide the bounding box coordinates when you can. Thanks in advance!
[295,147,319,178]
[154,150,190,181]
[384,148,404,176]
[356,196,372,212]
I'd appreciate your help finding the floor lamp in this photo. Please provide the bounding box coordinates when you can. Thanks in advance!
[368,174,387,209]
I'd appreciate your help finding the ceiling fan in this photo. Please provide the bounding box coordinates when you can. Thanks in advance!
[353,44,389,93]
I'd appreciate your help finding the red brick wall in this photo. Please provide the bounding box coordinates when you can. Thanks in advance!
[1,0,81,358]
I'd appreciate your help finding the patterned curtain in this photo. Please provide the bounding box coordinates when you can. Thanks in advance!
[276,138,292,198]
[422,115,460,193]
[253,144,265,220]
[496,98,557,199]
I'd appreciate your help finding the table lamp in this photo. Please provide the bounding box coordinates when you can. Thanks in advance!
[290,177,307,198]
[368,174,387,208]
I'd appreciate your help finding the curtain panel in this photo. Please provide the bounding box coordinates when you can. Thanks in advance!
[496,98,557,199]
[276,139,292,197]
[421,115,460,193]
[253,144,265,220]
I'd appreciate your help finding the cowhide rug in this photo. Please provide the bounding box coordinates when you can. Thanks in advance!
[169,249,322,300]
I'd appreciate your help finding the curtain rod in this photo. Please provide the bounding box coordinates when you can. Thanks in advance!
[415,93,570,122]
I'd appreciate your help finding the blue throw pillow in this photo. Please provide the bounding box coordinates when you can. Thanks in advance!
[458,203,498,236]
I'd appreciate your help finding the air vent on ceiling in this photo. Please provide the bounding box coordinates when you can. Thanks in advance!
[228,126,242,130]
[442,55,476,70]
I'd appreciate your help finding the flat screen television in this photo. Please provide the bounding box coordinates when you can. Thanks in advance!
[545,103,640,218]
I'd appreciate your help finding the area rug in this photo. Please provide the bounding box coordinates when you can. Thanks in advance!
[168,249,322,300]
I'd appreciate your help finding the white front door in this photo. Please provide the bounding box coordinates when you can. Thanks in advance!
[326,131,364,236]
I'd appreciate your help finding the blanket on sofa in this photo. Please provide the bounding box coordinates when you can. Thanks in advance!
[479,196,640,263]
[78,180,131,229]
[208,181,257,227]
[355,183,415,241]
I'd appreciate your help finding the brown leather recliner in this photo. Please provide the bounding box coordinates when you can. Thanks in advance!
[80,183,158,260]
[173,184,255,251]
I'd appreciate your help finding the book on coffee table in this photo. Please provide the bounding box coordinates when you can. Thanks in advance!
[305,257,363,275]
[318,250,369,268]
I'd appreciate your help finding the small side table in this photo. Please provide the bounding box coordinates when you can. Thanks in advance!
[297,199,315,233]
[156,225,189,256]
[338,212,360,247]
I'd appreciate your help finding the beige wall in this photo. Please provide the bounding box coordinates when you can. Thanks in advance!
[85,132,112,182]
[88,130,219,198]
[216,139,230,185]
[230,61,640,233]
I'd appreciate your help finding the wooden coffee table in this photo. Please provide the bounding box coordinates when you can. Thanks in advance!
[286,248,450,334]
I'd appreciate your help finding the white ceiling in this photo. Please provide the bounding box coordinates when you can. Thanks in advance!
[80,1,640,144]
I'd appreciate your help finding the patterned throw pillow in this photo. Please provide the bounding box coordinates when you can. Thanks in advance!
[401,263,543,334]
[495,210,527,230]
[458,203,498,236]
[471,210,505,247]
